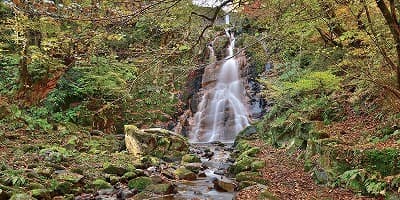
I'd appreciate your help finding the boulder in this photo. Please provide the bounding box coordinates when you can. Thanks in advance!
[92,179,112,190]
[229,155,255,174]
[124,125,189,158]
[128,177,153,191]
[145,183,176,194]
[213,177,236,192]
[55,171,84,184]
[181,154,201,163]
[121,172,138,182]
[103,164,128,176]
[184,163,202,173]
[251,160,266,171]
[174,167,197,181]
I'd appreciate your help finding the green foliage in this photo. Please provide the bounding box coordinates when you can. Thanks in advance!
[39,146,74,163]
[0,169,28,187]
[363,148,400,176]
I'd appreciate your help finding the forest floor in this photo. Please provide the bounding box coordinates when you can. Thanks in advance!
[235,141,381,200]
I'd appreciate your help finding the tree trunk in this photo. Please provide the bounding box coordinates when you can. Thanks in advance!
[376,0,400,88]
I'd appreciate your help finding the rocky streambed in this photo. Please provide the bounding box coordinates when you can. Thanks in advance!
[74,126,240,200]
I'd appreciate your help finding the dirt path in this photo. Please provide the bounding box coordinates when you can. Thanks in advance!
[235,143,380,200]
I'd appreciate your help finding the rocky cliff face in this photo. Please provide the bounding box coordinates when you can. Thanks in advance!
[175,31,266,138]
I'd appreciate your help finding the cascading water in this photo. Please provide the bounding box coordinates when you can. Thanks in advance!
[189,30,250,143]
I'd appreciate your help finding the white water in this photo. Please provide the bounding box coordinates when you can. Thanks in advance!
[190,30,250,143]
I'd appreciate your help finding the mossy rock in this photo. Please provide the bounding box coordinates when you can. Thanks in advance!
[92,179,112,190]
[138,156,160,168]
[145,183,176,194]
[109,175,120,185]
[30,189,51,200]
[121,171,138,182]
[181,154,201,163]
[238,181,258,190]
[10,193,36,200]
[174,167,197,181]
[237,147,260,161]
[54,181,74,195]
[55,172,84,184]
[128,177,153,191]
[230,155,255,174]
[235,171,268,184]
[251,160,266,171]
[234,139,252,153]
[132,191,153,200]
[103,164,128,176]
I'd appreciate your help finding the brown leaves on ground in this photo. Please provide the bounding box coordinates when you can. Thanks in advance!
[235,141,380,200]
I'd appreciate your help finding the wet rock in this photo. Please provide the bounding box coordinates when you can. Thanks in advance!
[30,189,51,200]
[92,179,112,190]
[10,193,35,200]
[198,171,207,177]
[213,177,236,192]
[145,183,176,194]
[97,188,114,195]
[203,150,214,159]
[184,163,202,173]
[211,141,225,147]
[181,154,201,163]
[103,164,128,176]
[116,189,136,199]
[174,167,197,181]
[124,125,189,158]
[214,170,225,175]
[128,177,153,191]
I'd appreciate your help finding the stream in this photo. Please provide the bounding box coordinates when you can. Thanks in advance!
[173,143,235,200]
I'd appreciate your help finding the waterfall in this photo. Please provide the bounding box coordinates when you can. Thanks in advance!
[189,29,250,143]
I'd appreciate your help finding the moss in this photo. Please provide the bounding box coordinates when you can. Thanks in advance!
[181,154,201,163]
[145,183,175,194]
[230,155,255,174]
[30,189,51,199]
[258,189,279,200]
[235,171,268,184]
[251,160,266,171]
[363,148,400,176]
[121,171,138,181]
[128,177,153,191]
[174,167,197,180]
[237,147,260,161]
[92,179,112,190]
[103,164,128,176]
